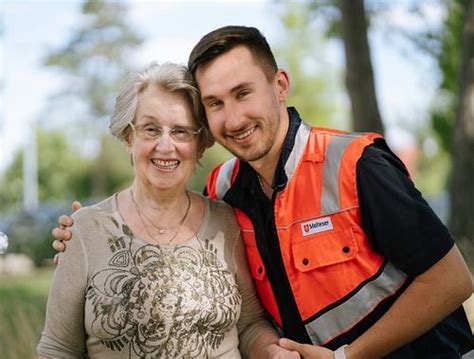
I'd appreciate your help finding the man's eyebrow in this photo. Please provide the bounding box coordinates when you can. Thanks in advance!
[230,82,253,94]
[201,82,254,102]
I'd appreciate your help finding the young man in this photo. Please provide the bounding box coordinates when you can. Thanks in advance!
[54,26,473,358]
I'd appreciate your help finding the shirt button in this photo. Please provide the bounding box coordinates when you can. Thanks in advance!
[343,246,350,253]
[302,258,309,265]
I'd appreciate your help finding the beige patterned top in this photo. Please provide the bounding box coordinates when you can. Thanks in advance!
[38,194,274,358]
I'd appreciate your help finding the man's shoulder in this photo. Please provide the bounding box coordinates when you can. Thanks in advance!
[205,157,242,199]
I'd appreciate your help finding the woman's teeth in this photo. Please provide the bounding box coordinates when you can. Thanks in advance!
[151,159,179,169]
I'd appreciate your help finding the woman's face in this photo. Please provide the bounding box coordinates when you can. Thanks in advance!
[128,85,199,194]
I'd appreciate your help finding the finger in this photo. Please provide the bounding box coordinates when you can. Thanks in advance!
[51,227,72,241]
[279,338,303,352]
[72,201,82,212]
[58,215,73,228]
[53,253,60,265]
[52,239,66,252]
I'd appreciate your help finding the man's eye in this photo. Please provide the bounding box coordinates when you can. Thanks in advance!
[237,90,250,99]
[208,101,222,108]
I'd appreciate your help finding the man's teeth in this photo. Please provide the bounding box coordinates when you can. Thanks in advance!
[152,159,179,169]
[233,127,256,140]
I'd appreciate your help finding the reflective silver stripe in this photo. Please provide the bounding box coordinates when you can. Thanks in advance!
[215,157,237,199]
[321,134,360,215]
[305,261,408,345]
[284,122,311,182]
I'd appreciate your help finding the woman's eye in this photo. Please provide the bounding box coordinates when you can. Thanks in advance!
[145,127,160,135]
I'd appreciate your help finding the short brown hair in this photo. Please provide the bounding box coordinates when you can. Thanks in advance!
[188,26,278,81]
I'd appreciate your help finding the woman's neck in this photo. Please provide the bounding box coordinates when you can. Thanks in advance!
[130,182,187,211]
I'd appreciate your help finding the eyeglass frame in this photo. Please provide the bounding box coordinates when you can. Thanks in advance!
[128,122,203,143]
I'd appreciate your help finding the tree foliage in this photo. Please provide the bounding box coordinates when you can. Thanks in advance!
[274,3,336,127]
[276,0,383,133]
[44,0,143,122]
[42,0,143,196]
[431,0,464,153]
[0,127,93,212]
[451,0,474,255]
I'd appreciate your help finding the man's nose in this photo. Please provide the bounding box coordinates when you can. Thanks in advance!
[224,103,243,130]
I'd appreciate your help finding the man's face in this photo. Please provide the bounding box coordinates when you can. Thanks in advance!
[195,46,288,163]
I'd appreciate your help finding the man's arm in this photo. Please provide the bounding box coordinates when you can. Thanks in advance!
[279,245,473,358]
[344,244,473,359]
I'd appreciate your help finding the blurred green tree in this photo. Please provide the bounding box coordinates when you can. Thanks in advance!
[276,0,384,133]
[0,127,93,212]
[43,0,143,196]
[430,0,464,154]
[417,0,474,253]
[451,0,474,256]
[0,127,93,265]
[274,3,337,128]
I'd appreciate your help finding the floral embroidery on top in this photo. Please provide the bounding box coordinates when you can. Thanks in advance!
[85,223,241,358]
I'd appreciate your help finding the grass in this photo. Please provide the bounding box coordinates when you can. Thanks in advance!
[0,267,53,359]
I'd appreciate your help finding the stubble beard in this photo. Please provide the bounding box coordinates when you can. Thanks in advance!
[223,124,276,163]
[218,111,282,163]
[228,141,272,163]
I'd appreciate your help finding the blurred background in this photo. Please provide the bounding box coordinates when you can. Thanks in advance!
[1,0,473,357]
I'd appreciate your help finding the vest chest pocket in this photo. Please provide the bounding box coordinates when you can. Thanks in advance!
[292,227,359,271]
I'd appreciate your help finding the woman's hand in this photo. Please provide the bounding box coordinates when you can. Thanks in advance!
[261,343,301,358]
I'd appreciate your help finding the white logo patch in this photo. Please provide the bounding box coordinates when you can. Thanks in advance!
[301,217,333,236]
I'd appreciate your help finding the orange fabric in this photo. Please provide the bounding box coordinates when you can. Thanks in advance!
[206,163,222,200]
[206,129,387,325]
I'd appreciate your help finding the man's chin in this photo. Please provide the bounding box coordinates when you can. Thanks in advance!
[228,146,269,163]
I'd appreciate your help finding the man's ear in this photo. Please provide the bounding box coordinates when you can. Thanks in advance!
[275,69,290,101]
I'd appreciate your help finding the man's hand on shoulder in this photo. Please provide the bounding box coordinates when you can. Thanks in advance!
[52,201,82,264]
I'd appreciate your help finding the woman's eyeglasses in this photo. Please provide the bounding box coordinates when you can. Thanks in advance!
[129,122,202,143]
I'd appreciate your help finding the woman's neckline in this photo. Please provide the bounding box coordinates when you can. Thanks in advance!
[112,191,210,247]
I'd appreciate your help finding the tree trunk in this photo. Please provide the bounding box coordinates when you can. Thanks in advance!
[451,0,474,260]
[339,0,384,134]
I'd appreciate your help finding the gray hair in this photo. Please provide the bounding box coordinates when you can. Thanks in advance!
[110,62,214,153]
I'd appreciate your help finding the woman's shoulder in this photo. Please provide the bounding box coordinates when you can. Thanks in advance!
[201,195,234,217]
[200,195,240,234]
[71,194,117,223]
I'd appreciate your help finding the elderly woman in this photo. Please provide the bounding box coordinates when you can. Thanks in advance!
[37,62,293,358]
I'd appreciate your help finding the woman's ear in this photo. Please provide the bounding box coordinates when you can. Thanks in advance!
[275,69,290,101]
[125,138,134,166]
[196,147,205,161]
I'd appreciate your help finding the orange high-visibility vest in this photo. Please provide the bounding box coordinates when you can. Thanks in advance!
[206,123,408,345]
